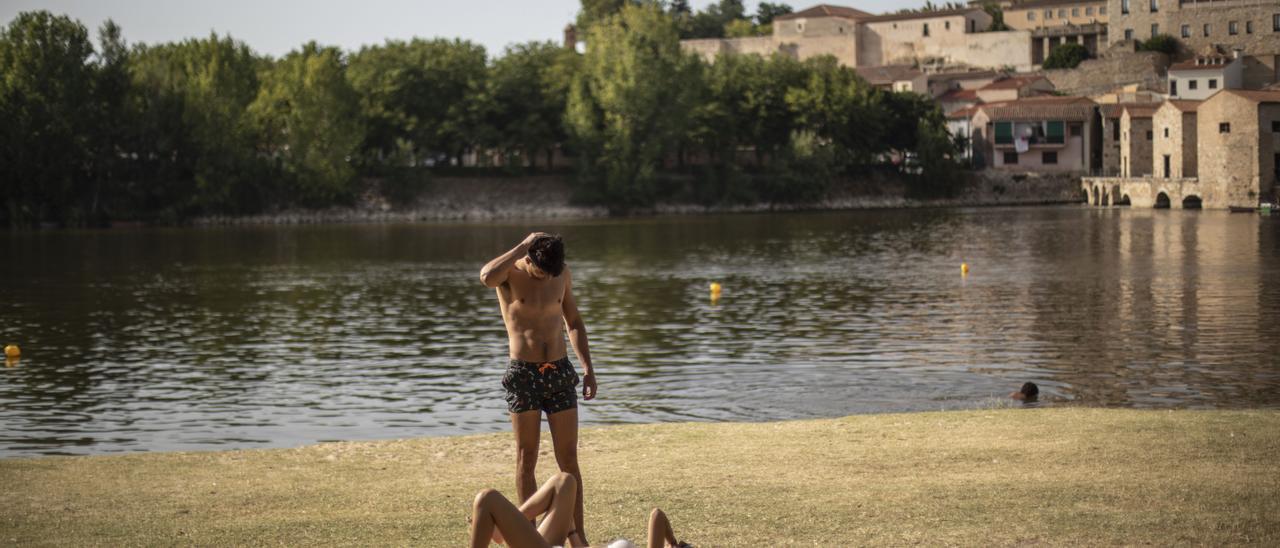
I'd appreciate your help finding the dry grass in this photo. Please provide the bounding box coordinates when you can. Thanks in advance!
[2,408,1278,546]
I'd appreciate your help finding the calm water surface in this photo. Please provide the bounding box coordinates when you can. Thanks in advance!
[3,207,1279,456]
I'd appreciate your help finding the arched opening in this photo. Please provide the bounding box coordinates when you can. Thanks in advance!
[1155,192,1171,209]
[1080,188,1090,203]
[1093,185,1102,206]
[1117,194,1131,206]
[1182,195,1202,209]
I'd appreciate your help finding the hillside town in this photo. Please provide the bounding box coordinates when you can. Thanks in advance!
[676,0,1280,209]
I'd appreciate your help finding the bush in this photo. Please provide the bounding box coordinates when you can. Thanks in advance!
[1042,43,1089,69]
[1138,34,1179,55]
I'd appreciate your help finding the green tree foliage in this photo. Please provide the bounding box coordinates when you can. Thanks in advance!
[724,18,761,38]
[1042,42,1090,69]
[483,41,578,170]
[576,0,635,32]
[1,6,974,223]
[129,34,268,216]
[982,2,1010,31]
[682,0,750,39]
[347,38,487,167]
[785,57,883,167]
[567,3,699,209]
[251,42,364,205]
[0,11,97,226]
[1137,34,1179,55]
[755,2,793,25]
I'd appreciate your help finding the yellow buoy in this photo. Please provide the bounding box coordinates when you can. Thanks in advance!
[960,263,970,276]
[3,344,18,359]
[709,282,722,295]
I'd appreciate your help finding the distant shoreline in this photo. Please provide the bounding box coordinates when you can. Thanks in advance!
[192,172,1085,226]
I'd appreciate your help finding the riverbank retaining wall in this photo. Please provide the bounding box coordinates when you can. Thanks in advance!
[193,172,1085,226]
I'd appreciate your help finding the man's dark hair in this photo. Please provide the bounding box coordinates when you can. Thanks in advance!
[1020,382,1040,400]
[528,235,565,277]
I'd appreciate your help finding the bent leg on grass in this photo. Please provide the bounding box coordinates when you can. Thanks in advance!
[647,508,681,548]
[470,473,577,548]
[547,407,586,543]
[470,488,546,548]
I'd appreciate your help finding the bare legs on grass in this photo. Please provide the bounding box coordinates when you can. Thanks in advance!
[470,472,577,548]
[512,408,587,544]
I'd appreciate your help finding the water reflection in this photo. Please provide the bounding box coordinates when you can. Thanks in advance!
[1,208,1278,456]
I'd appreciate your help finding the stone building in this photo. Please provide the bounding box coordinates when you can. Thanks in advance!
[1168,53,1244,99]
[854,64,928,92]
[1006,0,1110,62]
[682,3,1035,71]
[1084,89,1280,208]
[973,95,1098,172]
[1196,88,1280,206]
[1120,104,1157,176]
[1152,99,1200,178]
[976,74,1056,102]
[1105,0,1280,87]
[926,69,1000,96]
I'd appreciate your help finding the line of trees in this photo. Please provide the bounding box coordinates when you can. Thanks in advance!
[1,3,961,227]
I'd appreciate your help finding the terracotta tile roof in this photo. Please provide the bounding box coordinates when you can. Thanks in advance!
[948,105,979,119]
[1165,100,1201,113]
[861,7,983,23]
[854,64,923,85]
[1098,101,1159,118]
[1007,0,1105,9]
[774,4,874,20]
[980,95,1096,121]
[1219,89,1280,103]
[928,70,998,83]
[1169,57,1234,71]
[981,75,1050,90]
[1123,105,1158,118]
[939,88,979,102]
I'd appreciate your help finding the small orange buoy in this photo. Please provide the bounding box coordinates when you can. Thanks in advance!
[3,344,18,359]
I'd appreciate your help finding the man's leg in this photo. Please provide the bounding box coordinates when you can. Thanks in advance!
[546,407,584,543]
[511,410,542,504]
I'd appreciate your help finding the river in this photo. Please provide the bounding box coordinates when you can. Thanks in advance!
[2,206,1278,456]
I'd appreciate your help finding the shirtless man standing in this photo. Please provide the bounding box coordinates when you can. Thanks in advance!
[480,232,597,544]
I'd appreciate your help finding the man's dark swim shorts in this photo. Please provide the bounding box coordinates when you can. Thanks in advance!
[501,356,579,414]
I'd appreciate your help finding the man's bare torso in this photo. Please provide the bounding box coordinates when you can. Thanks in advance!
[496,258,569,362]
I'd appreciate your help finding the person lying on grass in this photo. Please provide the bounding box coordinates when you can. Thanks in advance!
[469,472,691,548]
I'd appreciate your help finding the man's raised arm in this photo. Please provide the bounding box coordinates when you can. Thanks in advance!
[480,232,545,288]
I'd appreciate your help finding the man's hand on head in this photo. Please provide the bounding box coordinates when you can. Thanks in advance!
[582,371,597,401]
[521,231,551,248]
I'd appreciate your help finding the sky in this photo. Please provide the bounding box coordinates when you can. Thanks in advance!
[0,0,922,58]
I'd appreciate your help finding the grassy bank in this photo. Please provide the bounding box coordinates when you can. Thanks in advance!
[3,408,1278,546]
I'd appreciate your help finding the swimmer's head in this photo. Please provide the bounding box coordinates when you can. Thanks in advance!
[527,234,565,277]
[1013,382,1039,401]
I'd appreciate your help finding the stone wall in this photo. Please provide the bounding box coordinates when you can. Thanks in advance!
[1196,92,1269,207]
[1007,0,1108,31]
[1107,0,1280,87]
[1152,103,1197,178]
[857,15,1028,69]
[1102,114,1122,175]
[1042,50,1170,94]
[681,36,781,63]
[1121,111,1155,176]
